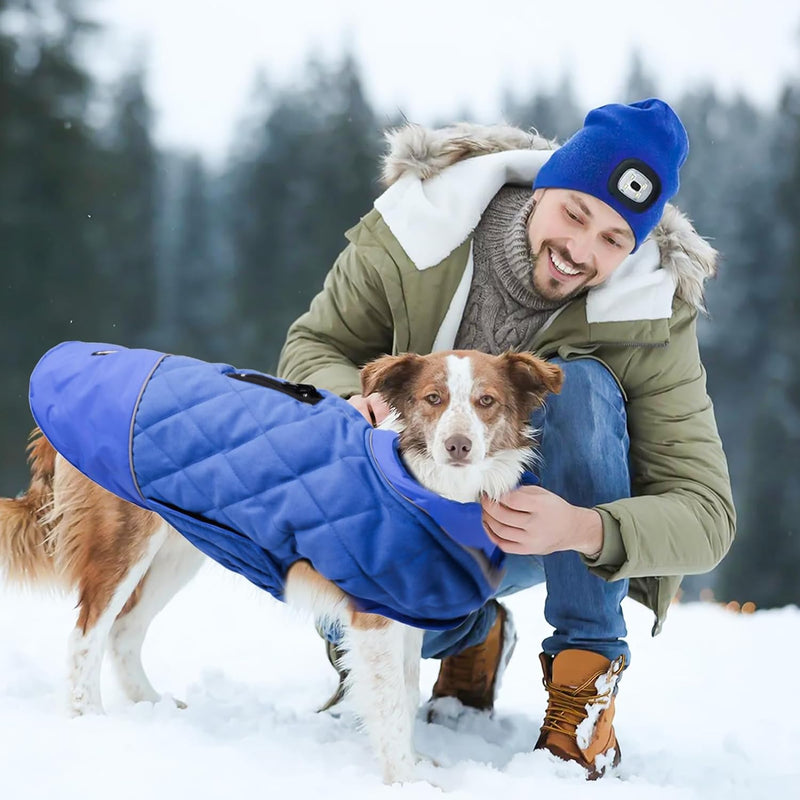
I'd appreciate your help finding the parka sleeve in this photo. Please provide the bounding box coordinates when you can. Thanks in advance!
[589,306,736,580]
[277,239,395,397]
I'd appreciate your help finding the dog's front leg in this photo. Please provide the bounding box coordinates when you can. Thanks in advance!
[403,625,423,723]
[344,613,416,784]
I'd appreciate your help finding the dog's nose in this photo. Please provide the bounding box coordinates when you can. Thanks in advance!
[445,434,472,462]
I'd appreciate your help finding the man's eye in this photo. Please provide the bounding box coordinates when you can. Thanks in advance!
[566,208,581,222]
[605,235,621,248]
[425,393,441,405]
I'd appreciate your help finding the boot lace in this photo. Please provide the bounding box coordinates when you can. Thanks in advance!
[540,672,607,736]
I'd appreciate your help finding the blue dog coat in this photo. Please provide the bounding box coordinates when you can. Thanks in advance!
[29,341,507,629]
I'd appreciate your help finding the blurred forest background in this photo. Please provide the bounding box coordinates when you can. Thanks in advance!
[1,0,798,608]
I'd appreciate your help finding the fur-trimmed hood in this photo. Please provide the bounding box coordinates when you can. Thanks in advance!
[378,123,717,313]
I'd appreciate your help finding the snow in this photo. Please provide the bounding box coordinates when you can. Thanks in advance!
[575,657,622,752]
[1,563,798,799]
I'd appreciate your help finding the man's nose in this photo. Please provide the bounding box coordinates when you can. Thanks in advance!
[566,234,593,267]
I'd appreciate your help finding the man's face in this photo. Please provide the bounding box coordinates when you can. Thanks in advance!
[527,188,636,302]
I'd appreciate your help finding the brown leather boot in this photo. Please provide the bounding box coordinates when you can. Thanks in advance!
[535,649,625,779]
[427,600,516,717]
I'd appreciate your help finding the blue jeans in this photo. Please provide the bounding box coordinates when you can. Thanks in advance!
[421,357,631,665]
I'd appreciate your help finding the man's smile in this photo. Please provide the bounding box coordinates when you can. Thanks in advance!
[548,247,583,280]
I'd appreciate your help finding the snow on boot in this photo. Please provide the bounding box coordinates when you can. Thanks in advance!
[535,649,624,779]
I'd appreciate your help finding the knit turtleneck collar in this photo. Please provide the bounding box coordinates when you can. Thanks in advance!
[492,189,562,313]
[454,186,569,355]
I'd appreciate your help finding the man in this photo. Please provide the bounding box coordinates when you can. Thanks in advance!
[277,99,735,778]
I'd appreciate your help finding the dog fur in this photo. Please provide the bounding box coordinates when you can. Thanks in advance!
[0,350,561,783]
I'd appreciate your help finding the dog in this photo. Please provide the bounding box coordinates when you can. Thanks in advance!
[0,349,562,783]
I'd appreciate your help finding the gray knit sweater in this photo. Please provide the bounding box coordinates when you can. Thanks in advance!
[454,186,567,354]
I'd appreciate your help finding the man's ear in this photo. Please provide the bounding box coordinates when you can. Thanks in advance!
[360,353,425,401]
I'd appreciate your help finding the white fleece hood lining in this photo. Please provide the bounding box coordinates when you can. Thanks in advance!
[431,244,474,352]
[374,150,675,325]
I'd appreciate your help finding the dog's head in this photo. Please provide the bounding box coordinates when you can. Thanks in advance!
[361,350,563,501]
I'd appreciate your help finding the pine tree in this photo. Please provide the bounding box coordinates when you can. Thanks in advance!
[159,152,232,358]
[502,74,582,142]
[226,54,382,368]
[93,63,159,343]
[716,78,800,607]
[0,0,104,492]
[622,52,660,103]
[670,90,781,600]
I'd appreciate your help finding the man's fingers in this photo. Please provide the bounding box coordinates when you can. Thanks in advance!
[482,499,530,530]
[348,393,391,426]
[347,394,373,422]
[482,512,524,542]
[495,540,535,555]
[491,484,548,512]
[366,393,391,426]
[484,520,533,554]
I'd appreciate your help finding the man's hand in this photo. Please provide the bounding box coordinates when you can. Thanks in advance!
[481,485,604,558]
[347,392,391,427]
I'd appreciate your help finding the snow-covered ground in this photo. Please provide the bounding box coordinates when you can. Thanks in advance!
[1,561,797,799]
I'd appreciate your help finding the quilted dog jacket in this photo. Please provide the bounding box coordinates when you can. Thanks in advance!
[29,341,506,629]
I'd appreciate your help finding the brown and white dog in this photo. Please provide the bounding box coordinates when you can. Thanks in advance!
[0,349,561,783]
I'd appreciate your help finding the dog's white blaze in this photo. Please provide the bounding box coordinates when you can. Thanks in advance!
[395,353,534,503]
[438,355,487,461]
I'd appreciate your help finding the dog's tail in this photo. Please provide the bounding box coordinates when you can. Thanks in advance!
[0,428,61,585]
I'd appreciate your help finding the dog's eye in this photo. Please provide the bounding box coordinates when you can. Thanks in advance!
[478,395,495,407]
[425,393,442,406]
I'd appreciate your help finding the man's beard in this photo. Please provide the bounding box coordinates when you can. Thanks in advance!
[531,242,593,303]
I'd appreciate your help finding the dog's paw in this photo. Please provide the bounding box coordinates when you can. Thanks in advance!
[67,693,104,717]
[380,753,417,785]
[157,693,187,711]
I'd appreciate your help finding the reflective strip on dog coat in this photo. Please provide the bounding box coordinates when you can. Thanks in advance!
[29,341,506,629]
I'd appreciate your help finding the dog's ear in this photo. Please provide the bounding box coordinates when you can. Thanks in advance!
[502,352,564,406]
[360,353,425,405]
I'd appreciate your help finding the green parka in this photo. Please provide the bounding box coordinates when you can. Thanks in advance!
[278,123,735,634]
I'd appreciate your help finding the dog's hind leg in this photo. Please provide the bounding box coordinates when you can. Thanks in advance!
[109,530,205,706]
[68,525,168,716]
[344,614,416,784]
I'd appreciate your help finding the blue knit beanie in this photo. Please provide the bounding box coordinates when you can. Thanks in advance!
[533,98,689,251]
